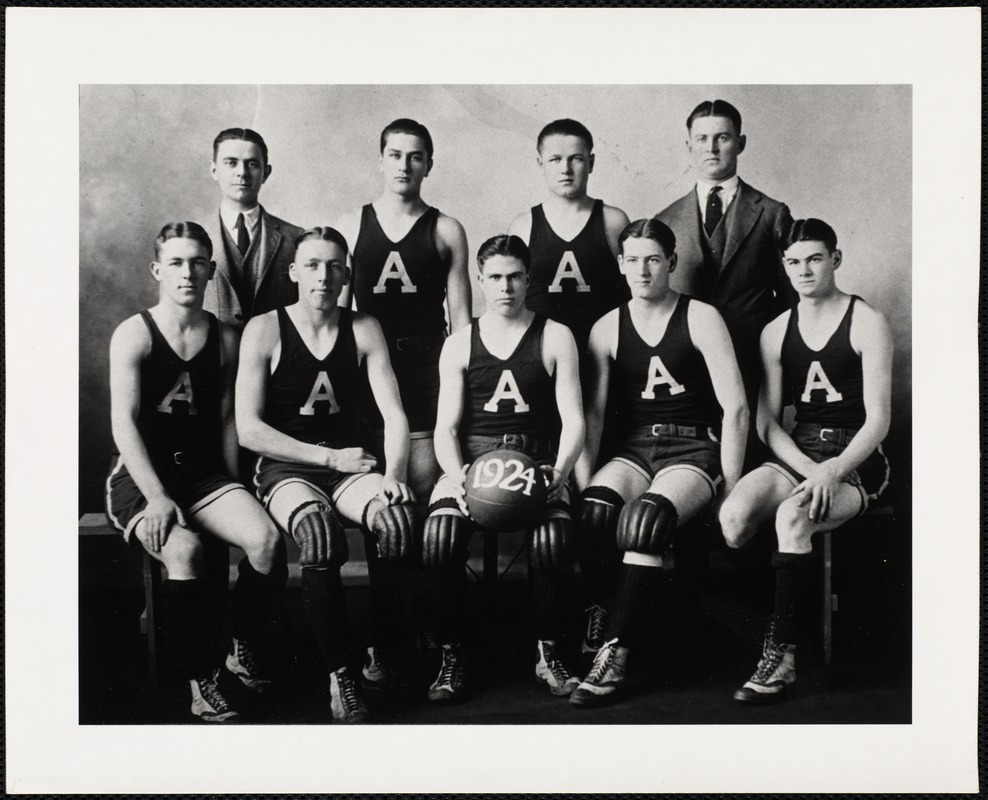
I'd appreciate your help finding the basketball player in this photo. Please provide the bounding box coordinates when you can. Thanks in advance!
[420,234,585,702]
[236,227,417,723]
[203,128,304,329]
[568,219,748,707]
[107,222,288,723]
[719,218,892,704]
[507,118,632,655]
[335,118,470,688]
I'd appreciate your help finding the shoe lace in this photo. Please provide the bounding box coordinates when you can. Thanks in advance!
[438,646,462,688]
[237,639,260,675]
[200,674,230,711]
[585,605,607,644]
[586,640,617,683]
[336,668,362,710]
[752,646,784,682]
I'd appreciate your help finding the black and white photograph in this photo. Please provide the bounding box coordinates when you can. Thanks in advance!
[5,6,981,795]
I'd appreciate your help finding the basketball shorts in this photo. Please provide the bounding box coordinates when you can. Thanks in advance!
[253,455,374,509]
[360,332,444,434]
[610,423,723,499]
[432,433,572,515]
[105,455,242,542]
[762,422,890,511]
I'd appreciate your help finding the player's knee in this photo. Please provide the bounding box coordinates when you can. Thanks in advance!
[159,530,204,574]
[366,499,417,561]
[242,519,282,573]
[529,514,576,573]
[775,498,814,550]
[421,500,471,568]
[578,485,624,541]
[718,495,756,549]
[616,492,679,555]
[288,500,348,569]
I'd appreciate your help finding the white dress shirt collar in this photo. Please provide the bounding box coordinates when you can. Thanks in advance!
[219,203,261,240]
[695,175,740,213]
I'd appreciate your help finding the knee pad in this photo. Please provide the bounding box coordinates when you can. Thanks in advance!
[578,485,624,540]
[616,492,678,555]
[288,500,348,569]
[422,500,471,568]
[367,501,417,561]
[529,514,576,573]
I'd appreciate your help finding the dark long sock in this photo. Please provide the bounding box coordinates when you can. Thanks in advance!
[605,563,664,648]
[531,568,575,642]
[427,565,468,644]
[580,534,623,608]
[301,567,351,674]
[160,578,215,681]
[232,555,289,642]
[772,550,815,643]
[363,533,408,649]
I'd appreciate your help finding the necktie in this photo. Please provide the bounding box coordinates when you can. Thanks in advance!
[704,185,723,237]
[235,212,250,256]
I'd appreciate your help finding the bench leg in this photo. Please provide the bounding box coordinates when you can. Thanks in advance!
[141,552,162,688]
[482,531,499,626]
[821,531,833,667]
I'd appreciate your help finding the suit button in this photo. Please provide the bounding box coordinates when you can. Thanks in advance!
[235,314,243,321]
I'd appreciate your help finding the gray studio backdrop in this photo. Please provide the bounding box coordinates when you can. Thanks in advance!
[79,84,911,512]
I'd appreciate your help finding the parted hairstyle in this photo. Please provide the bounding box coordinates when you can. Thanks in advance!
[212,128,269,163]
[154,222,213,260]
[477,234,530,272]
[686,100,743,134]
[537,118,594,153]
[294,226,350,254]
[781,218,838,254]
[380,118,434,160]
[619,218,677,258]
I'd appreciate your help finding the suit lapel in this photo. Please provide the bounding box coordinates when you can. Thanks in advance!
[722,180,761,268]
[679,191,703,268]
[254,207,283,294]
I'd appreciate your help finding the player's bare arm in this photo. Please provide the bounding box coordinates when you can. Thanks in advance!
[602,204,632,259]
[354,311,413,503]
[333,209,362,310]
[109,316,187,550]
[792,303,893,519]
[217,323,241,479]
[573,310,618,489]
[235,312,377,472]
[438,213,471,332]
[689,301,749,492]
[507,210,533,246]
[755,313,820,477]
[542,320,586,503]
[432,328,470,495]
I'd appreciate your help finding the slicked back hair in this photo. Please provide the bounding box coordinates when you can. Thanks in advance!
[477,234,531,273]
[380,118,434,159]
[781,218,838,254]
[686,100,743,135]
[154,221,213,260]
[294,226,350,255]
[212,128,269,163]
[537,118,594,153]
[618,218,677,258]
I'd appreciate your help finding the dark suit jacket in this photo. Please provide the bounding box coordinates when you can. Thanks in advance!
[655,179,795,356]
[203,206,304,329]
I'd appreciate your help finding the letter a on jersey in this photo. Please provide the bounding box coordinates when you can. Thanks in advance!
[548,250,591,293]
[372,252,418,294]
[641,356,686,398]
[300,371,342,416]
[157,372,198,414]
[801,361,843,403]
[484,370,531,413]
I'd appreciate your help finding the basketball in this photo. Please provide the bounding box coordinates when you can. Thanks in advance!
[465,449,549,532]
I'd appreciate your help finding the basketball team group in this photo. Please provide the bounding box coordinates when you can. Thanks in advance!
[105,99,893,724]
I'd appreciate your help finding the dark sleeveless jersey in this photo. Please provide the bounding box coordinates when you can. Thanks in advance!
[136,310,223,464]
[352,204,449,340]
[526,199,629,348]
[784,296,866,428]
[615,297,722,429]
[264,307,364,447]
[460,315,559,441]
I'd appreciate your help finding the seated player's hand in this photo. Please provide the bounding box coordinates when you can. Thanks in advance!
[142,496,187,552]
[379,477,415,506]
[791,460,843,523]
[540,465,566,505]
[329,447,378,474]
[453,463,471,517]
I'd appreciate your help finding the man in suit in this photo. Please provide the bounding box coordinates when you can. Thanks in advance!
[655,100,795,409]
[203,128,304,329]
